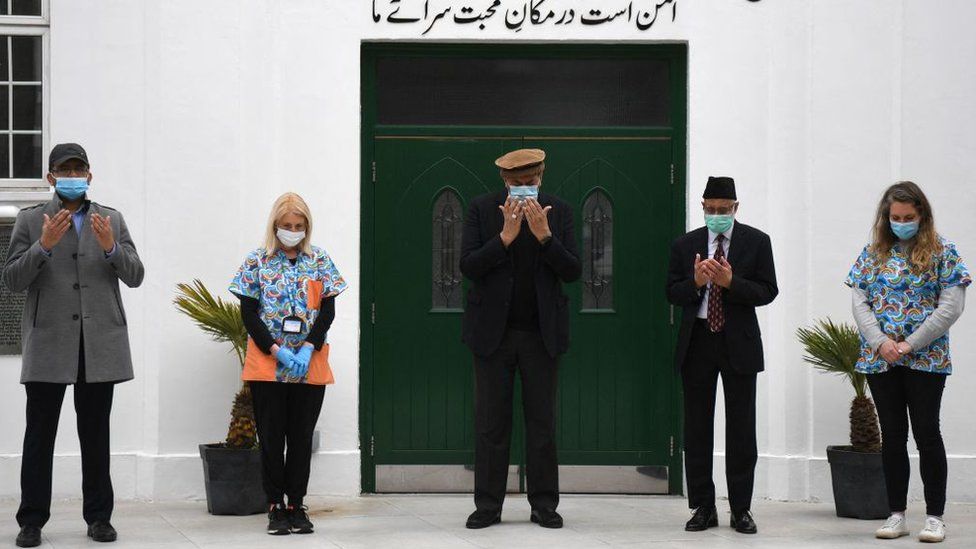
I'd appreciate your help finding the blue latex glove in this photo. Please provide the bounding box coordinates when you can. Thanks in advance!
[291,345,313,378]
[275,346,298,373]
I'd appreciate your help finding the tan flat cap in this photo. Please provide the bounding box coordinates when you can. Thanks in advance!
[495,149,546,171]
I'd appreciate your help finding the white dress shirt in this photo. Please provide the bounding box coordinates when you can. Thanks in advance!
[697,222,734,319]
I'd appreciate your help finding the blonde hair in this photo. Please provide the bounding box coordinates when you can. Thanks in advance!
[869,181,942,273]
[263,192,314,257]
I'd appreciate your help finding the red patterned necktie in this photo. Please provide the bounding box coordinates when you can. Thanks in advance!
[707,234,726,333]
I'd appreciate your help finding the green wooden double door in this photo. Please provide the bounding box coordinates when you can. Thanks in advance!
[365,135,681,494]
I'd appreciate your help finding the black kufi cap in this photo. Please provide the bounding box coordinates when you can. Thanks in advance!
[703,176,736,200]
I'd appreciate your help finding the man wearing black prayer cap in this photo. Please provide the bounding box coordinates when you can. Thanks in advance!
[665,176,778,535]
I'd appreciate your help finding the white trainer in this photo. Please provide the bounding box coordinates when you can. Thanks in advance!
[918,516,946,543]
[875,514,910,539]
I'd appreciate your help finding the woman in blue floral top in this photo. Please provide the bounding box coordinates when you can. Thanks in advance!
[230,192,346,536]
[846,182,970,543]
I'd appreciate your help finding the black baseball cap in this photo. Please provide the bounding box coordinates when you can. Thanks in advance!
[48,143,89,170]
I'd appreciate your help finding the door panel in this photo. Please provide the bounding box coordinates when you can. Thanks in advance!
[372,138,523,487]
[525,139,675,490]
[371,137,676,493]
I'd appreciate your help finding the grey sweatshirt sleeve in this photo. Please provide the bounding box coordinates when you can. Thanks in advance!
[905,285,967,351]
[852,288,890,351]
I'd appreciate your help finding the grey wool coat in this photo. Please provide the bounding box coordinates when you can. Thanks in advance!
[2,194,145,383]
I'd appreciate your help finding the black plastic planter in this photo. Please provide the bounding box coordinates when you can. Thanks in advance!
[199,443,266,515]
[826,445,889,520]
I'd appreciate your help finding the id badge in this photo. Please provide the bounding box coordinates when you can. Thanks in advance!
[282,316,305,334]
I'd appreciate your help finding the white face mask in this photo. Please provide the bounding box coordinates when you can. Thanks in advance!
[276,228,305,248]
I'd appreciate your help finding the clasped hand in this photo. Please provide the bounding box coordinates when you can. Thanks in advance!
[879,339,912,364]
[274,344,313,377]
[694,253,733,289]
[499,197,552,247]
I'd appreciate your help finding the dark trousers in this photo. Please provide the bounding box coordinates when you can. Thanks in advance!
[681,320,757,513]
[249,381,325,507]
[473,329,559,513]
[867,367,947,517]
[17,335,115,528]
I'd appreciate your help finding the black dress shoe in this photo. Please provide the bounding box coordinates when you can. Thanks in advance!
[15,525,41,548]
[87,521,118,543]
[730,510,758,534]
[466,509,501,529]
[530,508,563,529]
[685,506,718,531]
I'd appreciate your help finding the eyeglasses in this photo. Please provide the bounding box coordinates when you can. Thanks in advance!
[703,206,736,215]
[51,167,90,177]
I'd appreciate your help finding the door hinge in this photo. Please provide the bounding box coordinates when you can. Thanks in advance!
[670,163,675,186]
[669,305,674,326]
[371,161,377,183]
[370,435,375,457]
[371,302,376,324]
[670,435,675,457]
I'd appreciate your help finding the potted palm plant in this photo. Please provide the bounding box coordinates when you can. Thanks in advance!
[796,318,888,520]
[174,279,265,515]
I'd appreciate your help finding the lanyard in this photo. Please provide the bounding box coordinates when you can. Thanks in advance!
[258,250,305,318]
[282,252,303,317]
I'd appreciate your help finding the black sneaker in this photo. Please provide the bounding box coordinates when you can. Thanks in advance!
[267,504,291,535]
[87,521,117,543]
[15,525,41,548]
[288,505,314,534]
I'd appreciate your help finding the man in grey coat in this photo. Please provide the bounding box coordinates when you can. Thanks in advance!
[2,143,144,548]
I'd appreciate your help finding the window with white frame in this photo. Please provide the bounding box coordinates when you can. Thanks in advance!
[0,0,46,190]
[0,1,45,354]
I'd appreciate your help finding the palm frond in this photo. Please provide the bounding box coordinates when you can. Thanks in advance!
[174,279,247,369]
[796,318,866,397]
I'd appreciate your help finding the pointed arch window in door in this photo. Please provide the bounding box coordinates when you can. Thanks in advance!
[582,189,613,310]
[432,189,464,310]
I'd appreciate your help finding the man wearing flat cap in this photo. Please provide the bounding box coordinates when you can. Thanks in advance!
[665,176,777,535]
[3,143,144,547]
[460,148,581,530]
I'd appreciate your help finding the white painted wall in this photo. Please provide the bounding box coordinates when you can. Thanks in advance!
[1,0,974,504]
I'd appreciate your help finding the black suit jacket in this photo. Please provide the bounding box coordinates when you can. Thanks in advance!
[461,190,581,358]
[665,223,778,374]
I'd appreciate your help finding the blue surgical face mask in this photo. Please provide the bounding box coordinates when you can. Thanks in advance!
[55,177,89,201]
[508,185,539,202]
[705,214,734,234]
[890,220,919,241]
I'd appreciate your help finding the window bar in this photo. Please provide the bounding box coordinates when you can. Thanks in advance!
[432,193,463,309]
[583,193,612,309]
[440,203,451,306]
[435,201,461,307]
[8,35,13,178]
[591,205,606,307]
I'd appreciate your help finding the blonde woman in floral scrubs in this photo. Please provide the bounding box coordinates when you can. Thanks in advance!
[230,192,346,536]
[846,182,970,543]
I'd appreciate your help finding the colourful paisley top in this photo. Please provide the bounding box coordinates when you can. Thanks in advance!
[229,246,347,382]
[845,237,971,375]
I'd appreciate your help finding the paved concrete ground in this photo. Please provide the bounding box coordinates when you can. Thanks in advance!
[1,495,974,548]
